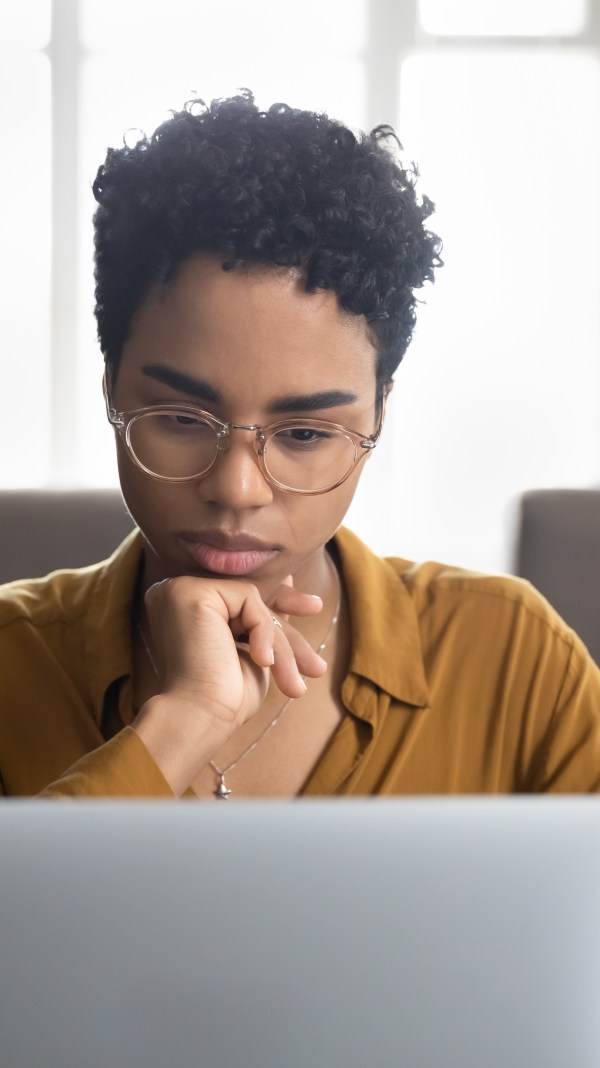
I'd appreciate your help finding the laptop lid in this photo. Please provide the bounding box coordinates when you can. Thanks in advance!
[1,798,599,1068]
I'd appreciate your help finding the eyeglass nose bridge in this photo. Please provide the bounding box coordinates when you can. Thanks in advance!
[215,422,267,458]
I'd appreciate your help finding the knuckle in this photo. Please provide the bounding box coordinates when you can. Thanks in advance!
[165,575,187,594]
[153,575,210,614]
[164,575,197,604]
[244,583,261,603]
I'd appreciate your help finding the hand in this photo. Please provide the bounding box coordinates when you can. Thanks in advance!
[147,573,325,722]
[132,573,326,795]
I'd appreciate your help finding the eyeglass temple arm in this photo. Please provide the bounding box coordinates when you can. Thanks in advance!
[366,387,389,444]
[102,372,124,426]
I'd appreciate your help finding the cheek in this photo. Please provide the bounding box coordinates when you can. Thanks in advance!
[321,461,370,533]
[115,445,164,533]
[284,469,363,543]
[115,441,139,503]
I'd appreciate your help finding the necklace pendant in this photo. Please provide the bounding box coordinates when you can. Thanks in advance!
[214,774,232,800]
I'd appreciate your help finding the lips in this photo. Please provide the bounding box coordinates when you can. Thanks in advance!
[178,530,279,576]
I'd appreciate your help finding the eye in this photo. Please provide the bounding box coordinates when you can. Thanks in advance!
[158,412,212,431]
[274,426,335,449]
[290,427,331,442]
[172,414,203,427]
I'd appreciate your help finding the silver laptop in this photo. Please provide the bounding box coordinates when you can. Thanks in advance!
[1,798,600,1068]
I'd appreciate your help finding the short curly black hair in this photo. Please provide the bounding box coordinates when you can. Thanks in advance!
[92,90,442,385]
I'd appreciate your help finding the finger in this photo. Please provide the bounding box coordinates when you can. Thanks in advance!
[234,594,322,697]
[268,631,327,696]
[279,625,329,679]
[269,583,323,619]
[235,643,270,706]
[235,614,306,697]
[234,588,326,689]
[233,590,312,685]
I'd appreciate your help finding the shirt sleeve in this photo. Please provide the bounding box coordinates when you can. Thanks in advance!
[39,727,175,799]
[530,634,600,793]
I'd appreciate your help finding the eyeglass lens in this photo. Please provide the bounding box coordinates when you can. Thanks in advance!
[127,411,358,491]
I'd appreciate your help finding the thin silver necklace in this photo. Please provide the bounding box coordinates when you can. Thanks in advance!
[135,554,341,799]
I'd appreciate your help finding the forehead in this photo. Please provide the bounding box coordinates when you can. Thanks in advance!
[120,257,378,400]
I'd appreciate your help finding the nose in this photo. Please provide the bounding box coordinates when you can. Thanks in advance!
[197,428,274,509]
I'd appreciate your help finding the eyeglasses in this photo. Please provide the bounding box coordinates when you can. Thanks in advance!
[105,389,383,495]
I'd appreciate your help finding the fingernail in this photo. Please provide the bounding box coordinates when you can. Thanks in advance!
[316,655,327,669]
[267,649,275,665]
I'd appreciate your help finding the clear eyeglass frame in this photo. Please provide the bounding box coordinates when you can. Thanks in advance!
[104,381,384,496]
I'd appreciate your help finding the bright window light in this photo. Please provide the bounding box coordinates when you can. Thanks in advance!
[419,0,588,37]
[0,0,51,49]
[387,49,600,571]
[81,0,365,56]
[0,53,51,486]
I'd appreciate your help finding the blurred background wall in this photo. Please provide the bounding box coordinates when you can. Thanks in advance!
[2,0,599,573]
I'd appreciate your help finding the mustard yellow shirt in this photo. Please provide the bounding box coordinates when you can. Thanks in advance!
[1,527,599,797]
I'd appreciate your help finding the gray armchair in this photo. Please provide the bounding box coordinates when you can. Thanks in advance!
[0,489,136,585]
[514,488,600,665]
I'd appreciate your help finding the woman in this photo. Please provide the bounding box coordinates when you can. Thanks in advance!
[2,91,599,797]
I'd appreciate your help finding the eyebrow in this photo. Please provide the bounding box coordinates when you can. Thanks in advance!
[264,390,358,414]
[142,365,221,405]
[141,364,359,414]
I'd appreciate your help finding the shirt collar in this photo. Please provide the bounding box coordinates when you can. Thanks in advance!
[334,526,430,708]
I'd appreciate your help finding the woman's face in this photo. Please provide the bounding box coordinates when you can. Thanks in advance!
[110,256,379,596]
